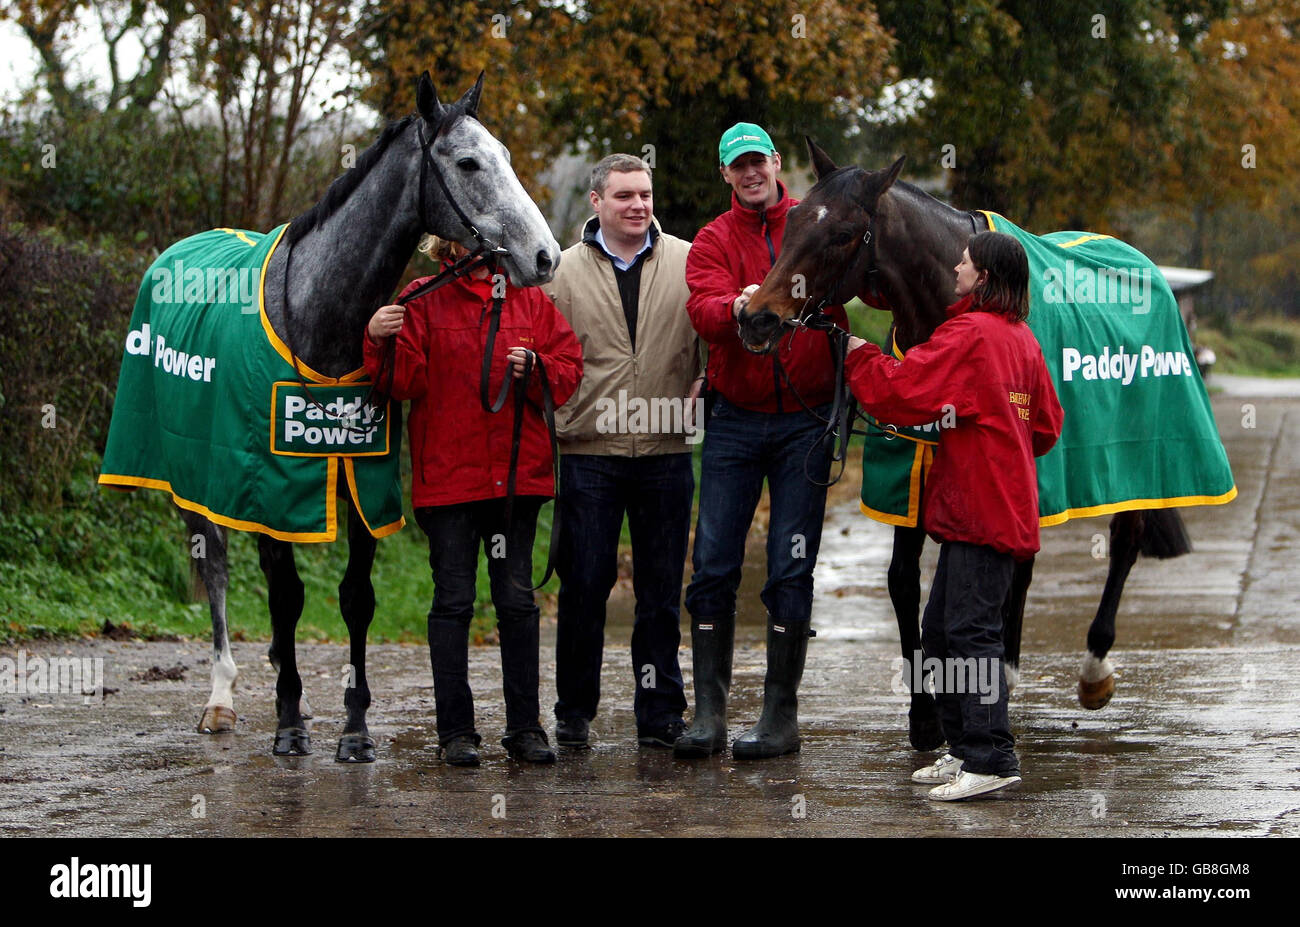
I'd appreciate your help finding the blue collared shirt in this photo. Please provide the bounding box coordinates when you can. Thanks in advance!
[594,227,653,271]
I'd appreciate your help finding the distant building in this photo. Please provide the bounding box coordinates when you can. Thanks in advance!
[1158,266,1216,376]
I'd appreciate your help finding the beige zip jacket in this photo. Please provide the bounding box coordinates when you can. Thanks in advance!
[545,217,701,455]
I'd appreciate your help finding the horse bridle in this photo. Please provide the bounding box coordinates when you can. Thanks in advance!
[765,204,878,487]
[276,112,560,588]
[772,204,988,484]
[414,117,562,591]
[278,112,508,433]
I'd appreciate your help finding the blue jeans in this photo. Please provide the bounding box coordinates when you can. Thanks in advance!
[554,453,693,729]
[685,396,833,623]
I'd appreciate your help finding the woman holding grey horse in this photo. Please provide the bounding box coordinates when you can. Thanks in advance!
[365,235,582,767]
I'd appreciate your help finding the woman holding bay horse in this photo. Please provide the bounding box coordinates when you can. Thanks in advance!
[366,235,582,767]
[845,231,1063,800]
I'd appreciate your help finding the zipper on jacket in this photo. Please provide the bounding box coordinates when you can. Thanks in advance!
[761,211,776,265]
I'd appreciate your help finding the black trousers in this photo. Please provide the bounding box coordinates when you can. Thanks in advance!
[415,497,545,743]
[920,541,1019,776]
[553,453,692,729]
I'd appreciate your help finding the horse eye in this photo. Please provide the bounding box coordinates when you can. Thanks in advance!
[830,231,853,247]
[457,158,481,172]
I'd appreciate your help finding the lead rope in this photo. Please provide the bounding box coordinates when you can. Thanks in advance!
[476,292,560,592]
[771,322,859,487]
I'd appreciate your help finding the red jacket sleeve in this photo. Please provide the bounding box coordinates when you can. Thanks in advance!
[362,284,432,401]
[685,224,743,344]
[845,317,984,426]
[527,288,583,408]
[1031,351,1064,457]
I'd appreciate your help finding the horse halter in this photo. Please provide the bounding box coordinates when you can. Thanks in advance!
[277,113,510,436]
[760,206,879,489]
[787,206,878,334]
[415,118,510,270]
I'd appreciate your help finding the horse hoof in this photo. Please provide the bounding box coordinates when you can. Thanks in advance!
[908,710,946,752]
[1078,674,1115,710]
[335,734,376,763]
[197,705,237,733]
[273,727,313,755]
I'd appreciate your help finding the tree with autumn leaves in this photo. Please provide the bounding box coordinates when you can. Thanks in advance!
[350,0,895,236]
[2,0,1297,315]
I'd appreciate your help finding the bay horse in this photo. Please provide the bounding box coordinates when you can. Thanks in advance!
[738,140,1196,751]
[104,73,561,761]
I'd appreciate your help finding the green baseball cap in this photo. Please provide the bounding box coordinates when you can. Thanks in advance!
[719,122,776,166]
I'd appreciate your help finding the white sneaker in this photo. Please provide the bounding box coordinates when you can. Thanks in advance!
[927,769,1021,801]
[911,753,963,784]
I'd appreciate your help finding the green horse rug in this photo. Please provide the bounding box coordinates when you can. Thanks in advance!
[860,211,1236,528]
[100,225,404,542]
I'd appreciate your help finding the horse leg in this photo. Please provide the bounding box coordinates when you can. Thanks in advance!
[1079,512,1141,709]
[181,509,239,733]
[267,623,312,721]
[259,535,311,755]
[889,524,943,750]
[1078,508,1192,709]
[1001,556,1034,694]
[335,500,378,763]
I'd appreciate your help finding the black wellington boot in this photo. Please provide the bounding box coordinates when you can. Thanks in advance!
[673,613,735,758]
[732,618,812,760]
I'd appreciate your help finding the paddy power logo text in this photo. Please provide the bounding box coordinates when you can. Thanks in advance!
[1061,344,1195,385]
[124,323,217,383]
[272,383,387,455]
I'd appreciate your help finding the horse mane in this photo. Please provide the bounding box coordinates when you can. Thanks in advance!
[812,165,863,200]
[285,114,418,246]
[891,178,963,215]
[815,162,969,223]
[284,93,481,246]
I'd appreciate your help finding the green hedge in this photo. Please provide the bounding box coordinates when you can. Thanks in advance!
[0,224,146,513]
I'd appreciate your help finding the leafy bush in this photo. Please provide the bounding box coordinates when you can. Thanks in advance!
[0,224,147,513]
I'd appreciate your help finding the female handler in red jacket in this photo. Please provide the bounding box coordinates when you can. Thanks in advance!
[845,230,1063,800]
[365,236,582,767]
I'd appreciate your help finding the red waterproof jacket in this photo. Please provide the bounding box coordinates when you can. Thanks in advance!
[362,271,582,508]
[687,184,850,412]
[846,295,1064,559]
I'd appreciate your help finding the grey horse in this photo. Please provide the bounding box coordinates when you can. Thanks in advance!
[177,72,560,761]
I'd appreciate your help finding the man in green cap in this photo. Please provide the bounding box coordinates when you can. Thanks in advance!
[716,122,783,212]
[675,122,849,760]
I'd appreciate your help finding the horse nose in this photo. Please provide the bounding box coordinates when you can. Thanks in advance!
[535,249,553,277]
[748,308,781,335]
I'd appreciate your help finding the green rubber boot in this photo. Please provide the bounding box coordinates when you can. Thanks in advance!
[673,614,735,758]
[732,618,812,760]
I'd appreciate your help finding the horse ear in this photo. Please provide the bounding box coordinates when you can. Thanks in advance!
[877,155,906,195]
[806,136,838,180]
[459,71,485,118]
[861,155,906,207]
[416,71,443,123]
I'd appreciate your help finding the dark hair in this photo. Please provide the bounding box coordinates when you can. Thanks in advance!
[968,231,1030,322]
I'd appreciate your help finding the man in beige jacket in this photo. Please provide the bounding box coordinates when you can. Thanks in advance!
[544,153,702,749]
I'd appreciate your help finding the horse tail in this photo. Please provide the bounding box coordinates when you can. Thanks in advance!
[1138,508,1193,559]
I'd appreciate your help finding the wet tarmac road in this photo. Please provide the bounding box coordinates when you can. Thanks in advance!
[2,390,1298,837]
